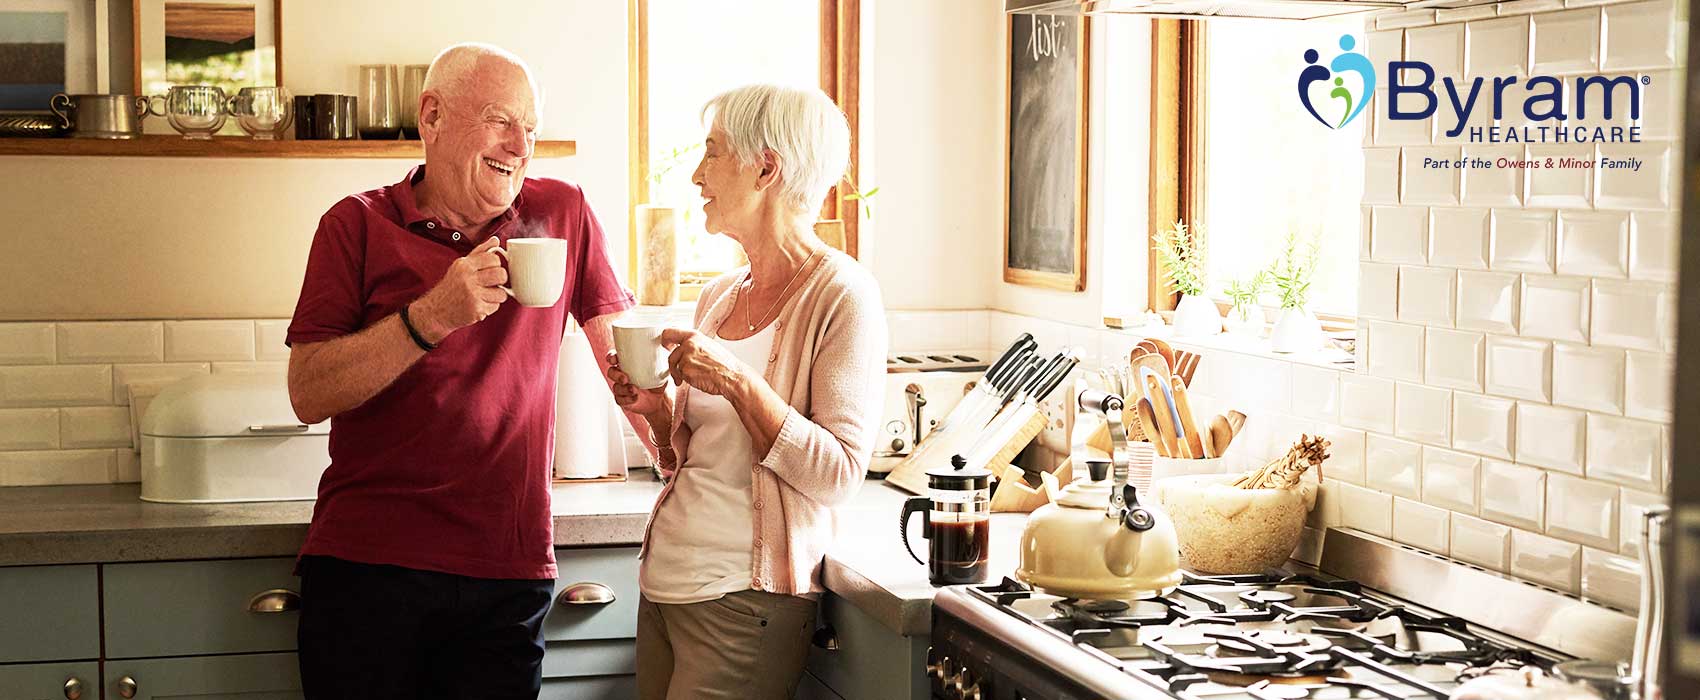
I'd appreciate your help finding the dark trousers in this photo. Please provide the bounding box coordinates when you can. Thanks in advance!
[297,555,554,700]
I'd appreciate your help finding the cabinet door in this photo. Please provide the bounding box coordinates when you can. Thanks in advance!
[804,594,929,700]
[794,670,847,700]
[542,639,637,679]
[104,558,300,658]
[546,546,640,641]
[539,674,636,700]
[0,565,99,663]
[0,661,98,700]
[104,652,301,699]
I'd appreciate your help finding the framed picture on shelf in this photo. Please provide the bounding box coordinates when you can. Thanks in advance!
[1002,12,1089,293]
[133,0,279,133]
[0,0,105,112]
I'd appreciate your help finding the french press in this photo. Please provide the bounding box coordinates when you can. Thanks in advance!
[899,454,993,585]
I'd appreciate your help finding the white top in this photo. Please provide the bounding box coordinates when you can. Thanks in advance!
[638,324,777,603]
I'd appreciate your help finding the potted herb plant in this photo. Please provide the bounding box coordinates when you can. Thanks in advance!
[1267,232,1323,353]
[1222,270,1267,337]
[1152,220,1220,336]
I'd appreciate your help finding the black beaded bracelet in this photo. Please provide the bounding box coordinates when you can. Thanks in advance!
[399,303,437,352]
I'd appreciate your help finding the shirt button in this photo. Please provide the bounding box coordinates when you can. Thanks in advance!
[752,581,763,591]
[768,354,778,362]
[451,231,461,241]
[426,222,436,229]
[754,501,763,510]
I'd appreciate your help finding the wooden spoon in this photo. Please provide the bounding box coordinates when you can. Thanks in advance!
[1136,397,1175,458]
[1209,414,1235,457]
[1170,376,1206,459]
[1147,338,1176,371]
[1225,410,1247,436]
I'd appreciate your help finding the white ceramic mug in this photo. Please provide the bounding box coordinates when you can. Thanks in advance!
[497,238,568,307]
[612,319,671,389]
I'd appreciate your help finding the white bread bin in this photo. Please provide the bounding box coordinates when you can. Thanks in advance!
[140,372,329,503]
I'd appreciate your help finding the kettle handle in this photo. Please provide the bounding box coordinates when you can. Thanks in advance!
[899,496,930,566]
[49,93,72,129]
[133,95,151,119]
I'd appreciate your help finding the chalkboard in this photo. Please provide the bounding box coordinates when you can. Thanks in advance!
[1004,13,1088,292]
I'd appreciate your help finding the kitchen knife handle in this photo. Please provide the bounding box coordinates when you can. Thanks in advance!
[1034,356,1080,403]
[983,334,1034,386]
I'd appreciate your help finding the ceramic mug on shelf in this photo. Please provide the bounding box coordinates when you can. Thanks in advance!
[49,93,150,139]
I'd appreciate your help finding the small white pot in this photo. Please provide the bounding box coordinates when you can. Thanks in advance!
[1171,294,1222,337]
[1223,303,1264,337]
[1269,307,1322,353]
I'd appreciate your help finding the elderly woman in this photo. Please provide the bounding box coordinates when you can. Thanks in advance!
[604,83,886,699]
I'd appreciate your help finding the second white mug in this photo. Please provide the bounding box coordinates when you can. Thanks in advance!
[499,237,569,308]
[613,319,671,389]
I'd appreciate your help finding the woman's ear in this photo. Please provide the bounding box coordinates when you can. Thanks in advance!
[754,149,782,191]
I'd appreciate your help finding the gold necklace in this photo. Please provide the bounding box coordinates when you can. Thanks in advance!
[744,250,820,332]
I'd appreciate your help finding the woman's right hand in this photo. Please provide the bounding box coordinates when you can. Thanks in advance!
[605,349,672,420]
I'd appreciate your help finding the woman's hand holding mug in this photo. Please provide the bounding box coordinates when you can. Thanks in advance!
[604,349,671,420]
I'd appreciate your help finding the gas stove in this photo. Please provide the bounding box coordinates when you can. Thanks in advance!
[928,528,1638,700]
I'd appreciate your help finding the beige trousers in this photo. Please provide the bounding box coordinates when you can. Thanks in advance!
[636,590,818,700]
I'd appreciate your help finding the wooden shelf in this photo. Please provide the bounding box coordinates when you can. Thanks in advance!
[0,135,576,159]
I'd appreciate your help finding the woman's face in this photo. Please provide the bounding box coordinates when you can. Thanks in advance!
[691,127,765,238]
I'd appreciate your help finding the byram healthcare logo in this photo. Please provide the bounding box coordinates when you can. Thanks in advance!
[1298,34,1648,144]
[1297,35,1377,130]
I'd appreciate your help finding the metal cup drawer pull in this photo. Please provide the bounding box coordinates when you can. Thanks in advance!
[247,588,302,613]
[556,581,615,606]
[116,676,138,699]
[63,677,84,700]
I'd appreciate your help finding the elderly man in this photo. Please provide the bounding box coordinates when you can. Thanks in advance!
[284,43,636,698]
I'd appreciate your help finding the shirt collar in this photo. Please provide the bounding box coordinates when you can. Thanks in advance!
[392,164,524,243]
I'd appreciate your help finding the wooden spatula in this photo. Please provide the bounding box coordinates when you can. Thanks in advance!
[1147,338,1176,370]
[1225,410,1246,436]
[1136,397,1173,458]
[1209,414,1235,456]
[1170,376,1206,459]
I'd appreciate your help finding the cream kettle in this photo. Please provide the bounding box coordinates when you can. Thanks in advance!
[1017,389,1182,600]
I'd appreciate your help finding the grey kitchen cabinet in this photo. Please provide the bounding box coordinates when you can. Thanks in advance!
[104,557,301,658]
[800,593,929,700]
[0,661,99,700]
[0,564,100,664]
[104,652,302,699]
[543,545,642,697]
[794,670,848,700]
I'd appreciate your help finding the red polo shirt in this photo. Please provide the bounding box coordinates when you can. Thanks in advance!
[286,166,634,580]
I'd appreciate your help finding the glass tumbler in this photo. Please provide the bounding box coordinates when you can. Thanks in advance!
[148,85,228,140]
[400,64,428,139]
[358,64,401,140]
[229,86,294,140]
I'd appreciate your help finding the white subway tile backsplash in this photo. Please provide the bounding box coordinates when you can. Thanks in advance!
[1290,366,1340,422]
[1437,4,1499,22]
[1374,90,1433,146]
[1596,142,1673,210]
[1620,488,1666,558]
[0,365,113,408]
[60,406,132,449]
[1624,350,1673,421]
[1424,328,1484,391]
[1368,29,1405,72]
[211,362,290,375]
[1406,23,1464,76]
[164,321,256,362]
[1546,472,1620,549]
[1591,279,1667,350]
[1602,0,1679,70]
[1403,147,1463,205]
[56,322,163,364]
[1511,529,1583,592]
[1531,8,1603,75]
[1552,343,1625,413]
[1362,207,1374,260]
[1637,71,1682,141]
[1396,383,1453,446]
[1629,210,1678,282]
[1583,548,1642,610]
[1519,275,1591,343]
[1422,447,1480,512]
[1359,263,1400,321]
[1428,208,1490,269]
[1485,336,1551,401]
[1586,413,1664,491]
[1338,482,1394,537]
[1452,515,1513,570]
[1341,374,1397,434]
[114,448,140,483]
[1316,424,1367,485]
[0,408,58,450]
[0,324,55,365]
[1395,497,1452,554]
[1498,0,1565,14]
[1525,145,1596,208]
[1481,460,1545,530]
[1366,434,1423,498]
[1461,147,1525,206]
[1372,207,1428,262]
[1364,149,1404,204]
[1516,402,1588,474]
[1377,9,1437,29]
[1397,266,1457,325]
[112,364,210,406]
[1566,75,1636,132]
[1467,16,1531,77]
[1456,271,1521,333]
[0,449,113,487]
[1556,211,1630,277]
[1490,210,1555,273]
[1367,321,1426,382]
[1453,393,1515,460]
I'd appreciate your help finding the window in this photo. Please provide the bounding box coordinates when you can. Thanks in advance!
[629,0,859,292]
[1200,17,1364,317]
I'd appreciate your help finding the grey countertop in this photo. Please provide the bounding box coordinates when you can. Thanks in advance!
[0,473,1012,637]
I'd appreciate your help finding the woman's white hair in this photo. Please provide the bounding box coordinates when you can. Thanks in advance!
[702,84,850,214]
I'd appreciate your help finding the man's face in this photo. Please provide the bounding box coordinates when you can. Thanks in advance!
[421,63,539,219]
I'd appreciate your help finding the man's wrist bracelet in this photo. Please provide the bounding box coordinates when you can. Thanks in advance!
[399,304,437,352]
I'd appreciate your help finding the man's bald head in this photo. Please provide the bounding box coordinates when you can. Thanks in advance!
[422,43,541,110]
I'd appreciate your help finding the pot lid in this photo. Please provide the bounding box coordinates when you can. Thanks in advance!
[927,454,993,488]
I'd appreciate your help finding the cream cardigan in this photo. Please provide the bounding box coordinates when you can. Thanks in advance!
[639,251,887,596]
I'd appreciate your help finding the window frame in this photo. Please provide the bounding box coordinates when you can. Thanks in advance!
[626,0,861,299]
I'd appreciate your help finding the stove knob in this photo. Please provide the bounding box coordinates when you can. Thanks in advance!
[927,653,951,684]
[953,668,978,700]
